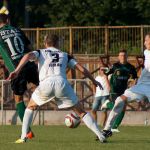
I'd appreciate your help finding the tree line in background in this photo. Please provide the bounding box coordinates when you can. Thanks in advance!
[0,0,150,28]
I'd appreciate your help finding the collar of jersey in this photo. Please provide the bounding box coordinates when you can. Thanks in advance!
[46,47,58,51]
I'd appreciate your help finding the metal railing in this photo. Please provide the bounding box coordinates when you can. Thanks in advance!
[0,78,150,124]
[0,79,93,105]
[0,79,94,124]
[22,25,150,55]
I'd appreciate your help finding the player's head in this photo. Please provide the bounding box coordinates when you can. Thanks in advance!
[144,33,150,50]
[44,34,59,48]
[118,49,127,64]
[0,14,9,26]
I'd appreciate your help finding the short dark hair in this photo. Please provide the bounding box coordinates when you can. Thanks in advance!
[0,14,9,23]
[44,34,59,47]
[119,49,127,54]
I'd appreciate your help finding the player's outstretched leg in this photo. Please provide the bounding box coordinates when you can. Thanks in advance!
[72,103,106,143]
[103,96,126,138]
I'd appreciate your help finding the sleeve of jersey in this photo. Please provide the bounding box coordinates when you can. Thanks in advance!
[67,55,77,69]
[30,50,40,61]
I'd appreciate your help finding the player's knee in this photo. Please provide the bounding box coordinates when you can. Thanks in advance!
[120,95,127,101]
[114,96,125,112]
[14,95,23,103]
[27,105,37,110]
[27,99,38,110]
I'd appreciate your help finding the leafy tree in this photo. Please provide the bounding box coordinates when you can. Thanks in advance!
[1,0,150,27]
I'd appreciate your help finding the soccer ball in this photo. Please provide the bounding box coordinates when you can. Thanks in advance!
[65,112,81,128]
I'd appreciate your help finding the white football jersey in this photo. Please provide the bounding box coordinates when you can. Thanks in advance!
[137,49,150,84]
[32,47,77,81]
[144,49,150,72]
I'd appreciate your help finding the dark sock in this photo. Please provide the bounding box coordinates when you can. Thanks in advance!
[107,101,114,110]
[16,101,26,122]
[112,111,125,129]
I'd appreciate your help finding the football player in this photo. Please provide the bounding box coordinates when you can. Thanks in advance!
[0,14,39,138]
[8,34,106,143]
[103,33,150,138]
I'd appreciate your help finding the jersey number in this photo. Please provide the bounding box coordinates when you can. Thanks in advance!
[52,53,59,62]
[4,36,24,57]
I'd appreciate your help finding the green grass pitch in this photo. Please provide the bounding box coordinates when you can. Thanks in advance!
[0,126,150,150]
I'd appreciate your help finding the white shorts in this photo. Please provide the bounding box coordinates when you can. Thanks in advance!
[32,77,78,109]
[123,83,150,102]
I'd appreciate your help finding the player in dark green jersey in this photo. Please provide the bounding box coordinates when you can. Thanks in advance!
[103,49,137,132]
[0,14,39,138]
[109,50,137,97]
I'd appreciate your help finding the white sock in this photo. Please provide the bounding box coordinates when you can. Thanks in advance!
[82,112,104,139]
[104,96,125,130]
[21,108,33,140]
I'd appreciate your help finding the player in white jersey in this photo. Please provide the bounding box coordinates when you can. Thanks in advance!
[102,33,150,138]
[8,34,106,143]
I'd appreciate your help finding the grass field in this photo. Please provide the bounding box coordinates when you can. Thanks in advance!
[0,126,150,150]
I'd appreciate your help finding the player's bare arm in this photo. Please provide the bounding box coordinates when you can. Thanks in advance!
[8,52,37,80]
[75,63,103,90]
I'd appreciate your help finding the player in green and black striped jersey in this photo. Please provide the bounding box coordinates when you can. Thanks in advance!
[0,14,39,138]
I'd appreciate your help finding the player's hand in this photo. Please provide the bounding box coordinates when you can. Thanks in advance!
[94,81,103,90]
[7,71,19,80]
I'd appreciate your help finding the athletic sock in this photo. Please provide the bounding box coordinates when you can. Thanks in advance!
[104,96,125,131]
[82,112,104,139]
[112,111,125,129]
[107,101,114,109]
[16,101,26,122]
[21,108,33,140]
[16,101,31,132]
